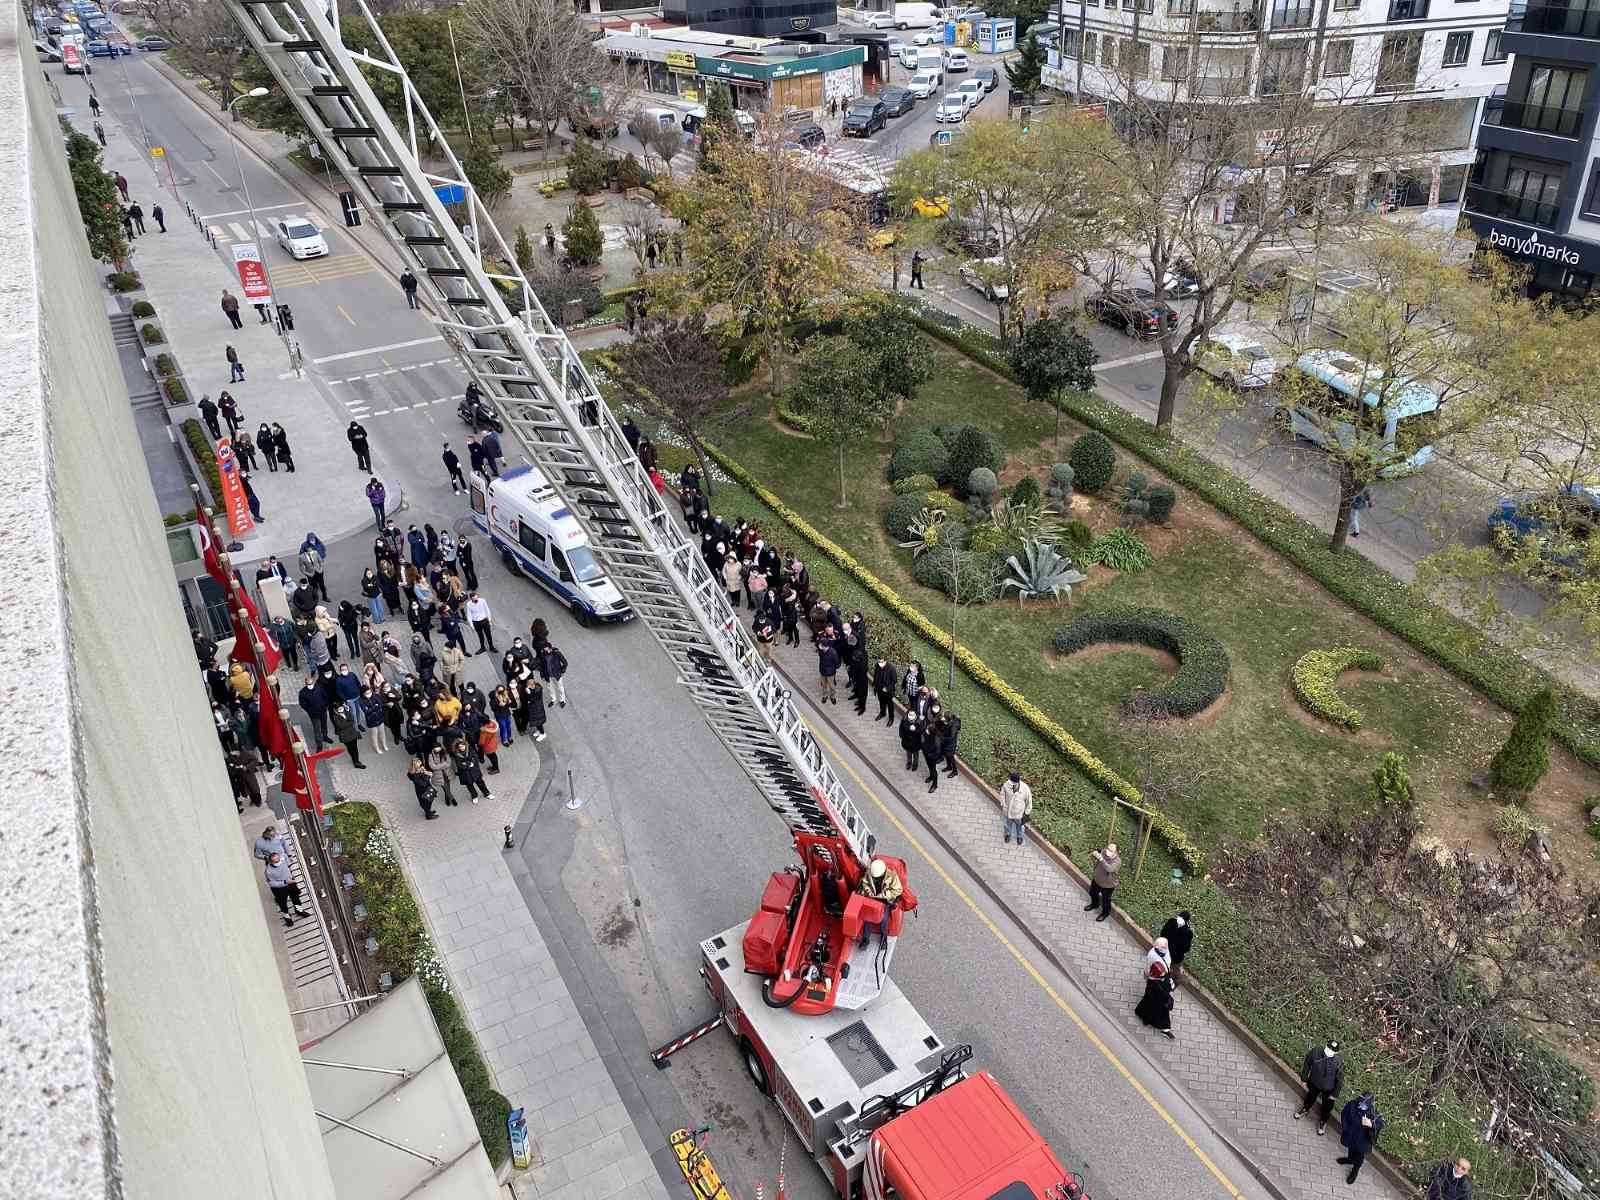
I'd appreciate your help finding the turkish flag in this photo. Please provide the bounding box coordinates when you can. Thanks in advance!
[229,603,282,676]
[257,686,292,761]
[281,753,316,817]
[196,505,232,590]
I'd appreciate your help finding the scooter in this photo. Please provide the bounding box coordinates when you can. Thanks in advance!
[457,396,504,434]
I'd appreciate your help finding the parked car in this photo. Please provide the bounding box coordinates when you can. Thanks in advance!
[1238,259,1291,298]
[865,10,898,27]
[1146,260,1201,298]
[274,217,329,260]
[1194,332,1277,389]
[942,216,1000,255]
[85,38,126,56]
[569,107,619,139]
[1084,288,1178,338]
[956,78,985,107]
[842,98,887,136]
[942,47,969,71]
[135,33,169,49]
[785,120,826,149]
[959,258,1009,301]
[907,69,943,98]
[880,86,916,116]
[975,66,999,92]
[911,194,950,218]
[1488,485,1600,573]
[913,24,945,44]
[935,92,968,122]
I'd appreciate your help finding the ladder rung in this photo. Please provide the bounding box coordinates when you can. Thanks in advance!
[311,85,350,96]
[330,126,379,139]
[279,39,322,51]
[403,235,447,246]
[426,267,469,278]
[447,297,490,307]
[358,165,403,176]
[381,200,427,212]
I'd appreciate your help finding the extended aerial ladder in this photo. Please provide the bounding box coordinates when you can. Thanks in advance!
[223,0,911,1009]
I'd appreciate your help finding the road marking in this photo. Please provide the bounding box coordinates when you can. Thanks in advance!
[400,364,417,371]
[337,304,357,327]
[311,336,445,365]
[199,202,305,221]
[1095,349,1166,371]
[381,368,396,376]
[806,725,1249,1200]
[363,372,381,379]
[432,397,450,404]
[371,409,390,416]
[202,160,231,187]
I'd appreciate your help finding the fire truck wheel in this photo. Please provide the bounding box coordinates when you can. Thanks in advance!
[742,1040,771,1096]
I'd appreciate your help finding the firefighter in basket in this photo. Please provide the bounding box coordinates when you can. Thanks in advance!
[857,857,904,948]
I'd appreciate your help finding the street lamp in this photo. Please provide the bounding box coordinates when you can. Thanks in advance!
[224,86,293,365]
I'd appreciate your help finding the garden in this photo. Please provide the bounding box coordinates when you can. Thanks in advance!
[589,316,1600,1197]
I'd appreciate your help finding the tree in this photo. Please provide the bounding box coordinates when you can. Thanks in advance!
[63,127,128,265]
[1489,687,1556,796]
[1004,33,1045,94]
[1215,779,1600,1151]
[926,544,1007,689]
[699,82,737,170]
[619,202,661,273]
[611,312,728,496]
[794,336,896,507]
[461,139,512,208]
[1009,314,1097,450]
[137,0,249,112]
[673,130,856,391]
[514,225,536,276]
[561,201,602,267]
[842,304,932,405]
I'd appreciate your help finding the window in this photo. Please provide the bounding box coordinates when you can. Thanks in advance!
[1163,44,1190,80]
[1083,30,1098,60]
[1442,30,1471,65]
[1332,0,1358,9]
[1063,27,1082,57]
[1271,0,1314,26]
[1376,31,1422,91]
[1524,64,1587,112]
[1483,28,1505,62]
[1323,38,1353,76]
[1102,33,1117,66]
[517,523,548,560]
[1583,161,1600,217]
[550,546,573,582]
[1505,162,1565,208]
[470,485,486,516]
[1259,43,1308,93]
[1387,0,1428,17]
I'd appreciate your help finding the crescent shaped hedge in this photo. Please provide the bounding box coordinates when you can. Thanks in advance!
[1050,607,1230,719]
[1291,647,1385,731]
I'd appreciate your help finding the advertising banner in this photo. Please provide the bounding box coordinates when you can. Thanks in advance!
[214,438,255,537]
[231,241,272,303]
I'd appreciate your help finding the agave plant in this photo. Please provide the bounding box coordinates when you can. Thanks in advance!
[1002,539,1088,608]
[899,506,947,558]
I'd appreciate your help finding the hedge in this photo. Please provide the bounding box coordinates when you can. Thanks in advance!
[886,492,932,542]
[903,305,1600,770]
[107,270,141,292]
[141,322,165,345]
[1051,607,1231,719]
[888,428,951,484]
[774,392,814,434]
[130,300,155,318]
[1291,647,1385,731]
[330,803,511,1167]
[892,473,939,496]
[181,419,223,508]
[164,377,188,405]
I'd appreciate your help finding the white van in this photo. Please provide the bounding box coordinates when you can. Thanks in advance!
[888,2,942,28]
[908,68,943,97]
[942,47,969,71]
[469,466,633,625]
[635,106,680,135]
[914,45,943,70]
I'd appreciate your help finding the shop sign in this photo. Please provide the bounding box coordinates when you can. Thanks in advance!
[666,49,697,70]
[1465,213,1600,272]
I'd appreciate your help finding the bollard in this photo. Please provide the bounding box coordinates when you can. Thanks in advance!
[503,824,514,850]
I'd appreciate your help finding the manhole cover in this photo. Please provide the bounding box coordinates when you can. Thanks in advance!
[1135,383,1155,392]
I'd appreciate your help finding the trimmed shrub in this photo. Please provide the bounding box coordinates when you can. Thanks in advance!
[886,492,932,542]
[153,353,176,377]
[130,300,155,318]
[616,152,644,190]
[108,270,141,292]
[892,473,939,495]
[181,419,223,506]
[1083,528,1153,573]
[1063,519,1093,550]
[1291,647,1384,731]
[141,323,164,345]
[888,429,951,484]
[1490,686,1556,794]
[948,425,1005,494]
[970,523,1010,555]
[939,520,971,551]
[164,377,188,405]
[967,467,998,501]
[1069,430,1116,493]
[911,543,1004,603]
[1051,606,1230,718]
[773,392,813,434]
[1010,475,1042,509]
[1146,484,1177,524]
[1492,803,1547,845]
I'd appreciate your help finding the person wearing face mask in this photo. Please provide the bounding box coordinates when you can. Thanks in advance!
[872,656,898,724]
[1159,910,1195,984]
[264,852,310,927]
[333,663,365,732]
[328,698,366,768]
[362,687,389,754]
[1296,1039,1345,1135]
[1427,1159,1472,1200]
[1336,1092,1384,1185]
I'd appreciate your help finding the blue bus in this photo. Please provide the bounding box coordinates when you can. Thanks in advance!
[1282,348,1440,477]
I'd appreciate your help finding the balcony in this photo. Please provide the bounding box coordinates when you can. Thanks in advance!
[1507,1,1600,39]
[1463,183,1562,226]
[1168,2,1263,28]
[1269,4,1315,26]
[1483,92,1587,135]
[1387,0,1429,18]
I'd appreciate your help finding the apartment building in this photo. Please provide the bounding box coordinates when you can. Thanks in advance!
[1460,0,1600,301]
[1043,0,1513,212]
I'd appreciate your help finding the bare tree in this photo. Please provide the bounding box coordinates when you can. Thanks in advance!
[611,311,728,495]
[137,0,249,111]
[619,201,661,273]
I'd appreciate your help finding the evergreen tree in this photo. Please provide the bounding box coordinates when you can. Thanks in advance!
[462,139,512,208]
[514,225,536,276]
[1009,314,1097,449]
[1370,752,1415,815]
[1489,686,1556,794]
[1005,34,1045,94]
[562,201,604,267]
[700,82,737,170]
[63,127,128,265]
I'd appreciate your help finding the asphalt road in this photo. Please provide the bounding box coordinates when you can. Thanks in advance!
[101,44,1273,1200]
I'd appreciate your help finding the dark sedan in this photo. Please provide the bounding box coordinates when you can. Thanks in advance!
[842,99,887,137]
[976,66,999,92]
[1084,288,1179,339]
[880,86,916,116]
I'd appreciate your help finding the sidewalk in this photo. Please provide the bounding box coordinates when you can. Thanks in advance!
[320,641,669,1200]
[766,635,1406,1200]
[62,88,385,562]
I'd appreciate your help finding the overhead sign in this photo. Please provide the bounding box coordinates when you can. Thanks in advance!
[230,242,271,303]
[695,45,865,82]
[434,183,466,205]
[666,49,697,70]
[214,439,255,536]
[1465,214,1599,271]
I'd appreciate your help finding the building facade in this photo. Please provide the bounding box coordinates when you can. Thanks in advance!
[1043,0,1512,212]
[604,23,867,111]
[662,0,838,38]
[1461,0,1600,301]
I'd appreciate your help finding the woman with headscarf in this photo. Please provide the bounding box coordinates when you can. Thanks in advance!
[1134,960,1176,1040]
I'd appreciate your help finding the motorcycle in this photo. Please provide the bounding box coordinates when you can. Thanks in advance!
[457,396,504,434]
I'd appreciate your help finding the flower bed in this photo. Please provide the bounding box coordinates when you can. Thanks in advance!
[1051,607,1231,719]
[1291,647,1385,731]
[180,419,223,507]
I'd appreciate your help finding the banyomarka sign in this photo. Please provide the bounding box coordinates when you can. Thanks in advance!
[1488,226,1581,267]
[1466,213,1600,274]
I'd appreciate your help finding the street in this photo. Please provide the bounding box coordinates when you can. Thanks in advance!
[78,41,1279,1200]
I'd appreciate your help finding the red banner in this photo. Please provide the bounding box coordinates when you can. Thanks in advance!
[257,686,292,761]
[214,439,255,538]
[231,242,272,303]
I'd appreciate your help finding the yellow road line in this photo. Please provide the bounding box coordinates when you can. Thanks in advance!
[807,723,1246,1200]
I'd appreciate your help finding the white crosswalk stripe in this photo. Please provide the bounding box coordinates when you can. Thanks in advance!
[825,143,898,180]
[208,213,315,245]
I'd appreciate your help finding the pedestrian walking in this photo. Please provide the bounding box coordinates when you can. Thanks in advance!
[221,289,243,329]
[129,202,145,235]
[910,249,926,289]
[480,429,503,478]
[253,300,271,324]
[442,442,466,494]
[1085,841,1121,921]
[538,643,569,707]
[465,592,495,653]
[152,203,165,232]
[1427,1159,1473,1200]
[1349,487,1372,537]
[940,710,961,775]
[645,238,658,269]
[544,222,556,254]
[872,656,898,723]
[898,712,921,771]
[1000,771,1032,844]
[298,534,329,601]
[671,230,684,266]
[218,391,242,437]
[363,475,386,530]
[1134,962,1176,1040]
[226,749,263,811]
[347,420,372,472]
[258,421,279,471]
[451,737,493,803]
[272,423,294,472]
[1296,1039,1345,1134]
[1336,1093,1384,1185]
[89,93,102,118]
[241,471,263,522]
[226,344,245,382]
[122,206,138,241]
[1159,910,1194,984]
[93,118,106,146]
[198,394,222,440]
[264,852,311,928]
[407,757,440,819]
[113,168,126,199]
[426,744,458,807]
[399,268,419,309]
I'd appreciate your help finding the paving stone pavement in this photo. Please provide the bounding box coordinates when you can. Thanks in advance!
[765,634,1406,1200]
[323,640,670,1200]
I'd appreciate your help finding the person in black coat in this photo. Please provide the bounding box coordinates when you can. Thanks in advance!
[940,711,961,775]
[347,420,372,472]
[1427,1160,1473,1200]
[450,737,493,802]
[846,637,869,714]
[1134,965,1175,1039]
[457,535,479,590]
[872,657,898,724]
[816,636,841,706]
[921,719,944,792]
[193,628,218,668]
[899,713,921,771]
[779,585,801,648]
[297,675,330,749]
[337,600,361,658]
[1297,1039,1345,1133]
[1337,1094,1383,1184]
[1159,910,1195,983]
